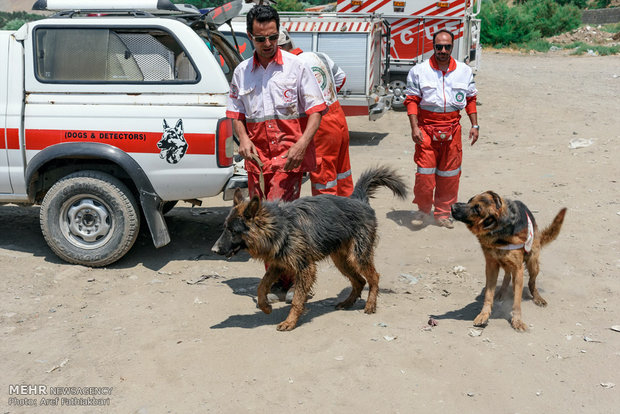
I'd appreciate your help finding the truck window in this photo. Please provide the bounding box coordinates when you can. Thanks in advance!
[34,27,199,83]
[197,30,243,83]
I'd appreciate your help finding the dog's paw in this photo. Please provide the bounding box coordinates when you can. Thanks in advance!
[511,318,528,332]
[533,296,548,307]
[258,303,272,314]
[473,312,490,327]
[276,321,296,331]
[364,302,377,314]
[335,300,355,310]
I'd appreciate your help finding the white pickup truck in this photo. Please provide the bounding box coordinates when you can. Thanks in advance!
[0,0,246,267]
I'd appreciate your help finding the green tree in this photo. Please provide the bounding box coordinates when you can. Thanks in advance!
[480,0,582,47]
[275,0,306,11]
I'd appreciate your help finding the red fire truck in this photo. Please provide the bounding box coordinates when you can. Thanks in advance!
[336,0,481,109]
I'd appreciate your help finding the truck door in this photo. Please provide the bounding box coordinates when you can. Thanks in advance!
[0,32,14,193]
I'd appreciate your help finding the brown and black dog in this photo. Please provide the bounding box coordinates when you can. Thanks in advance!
[211,166,407,331]
[451,191,566,331]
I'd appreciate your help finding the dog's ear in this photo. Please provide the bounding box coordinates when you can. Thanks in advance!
[487,191,503,211]
[163,119,169,130]
[233,188,245,206]
[244,195,261,220]
[175,119,183,133]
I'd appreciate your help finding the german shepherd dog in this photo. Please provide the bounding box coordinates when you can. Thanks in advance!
[212,166,407,331]
[451,191,566,331]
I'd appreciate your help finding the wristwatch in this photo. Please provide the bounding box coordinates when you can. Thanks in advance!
[472,125,480,129]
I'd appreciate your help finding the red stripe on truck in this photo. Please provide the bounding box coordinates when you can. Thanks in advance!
[5,128,20,149]
[24,129,216,155]
[342,105,369,117]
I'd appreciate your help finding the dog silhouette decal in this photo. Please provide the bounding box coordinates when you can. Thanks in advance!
[157,119,188,164]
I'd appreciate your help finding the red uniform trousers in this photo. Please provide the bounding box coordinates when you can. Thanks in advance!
[247,170,303,202]
[310,101,354,197]
[413,110,463,219]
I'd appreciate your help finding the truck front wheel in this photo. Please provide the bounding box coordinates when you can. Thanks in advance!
[388,77,408,111]
[40,171,140,267]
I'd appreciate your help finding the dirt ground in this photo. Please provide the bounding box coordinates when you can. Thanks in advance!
[2,51,619,413]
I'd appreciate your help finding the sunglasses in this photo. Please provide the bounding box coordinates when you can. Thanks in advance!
[434,44,452,51]
[251,33,279,43]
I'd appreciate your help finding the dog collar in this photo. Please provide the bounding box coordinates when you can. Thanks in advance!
[498,213,534,253]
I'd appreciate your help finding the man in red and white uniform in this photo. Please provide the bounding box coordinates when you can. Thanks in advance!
[226,5,326,298]
[227,5,327,203]
[278,29,354,197]
[405,29,479,228]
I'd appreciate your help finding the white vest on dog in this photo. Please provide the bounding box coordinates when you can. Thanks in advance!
[498,214,534,253]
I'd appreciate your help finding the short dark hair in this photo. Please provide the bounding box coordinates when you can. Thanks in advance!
[433,29,454,44]
[246,5,280,35]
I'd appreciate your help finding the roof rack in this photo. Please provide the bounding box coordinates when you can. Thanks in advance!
[32,0,198,13]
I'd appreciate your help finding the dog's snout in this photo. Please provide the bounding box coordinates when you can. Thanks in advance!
[451,203,467,221]
[211,241,222,255]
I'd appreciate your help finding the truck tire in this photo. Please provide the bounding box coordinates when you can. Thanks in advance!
[388,77,408,111]
[40,171,140,267]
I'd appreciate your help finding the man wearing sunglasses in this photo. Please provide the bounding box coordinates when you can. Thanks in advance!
[226,5,327,297]
[404,29,479,229]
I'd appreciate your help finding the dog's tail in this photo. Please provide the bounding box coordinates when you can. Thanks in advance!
[540,208,567,247]
[351,165,407,204]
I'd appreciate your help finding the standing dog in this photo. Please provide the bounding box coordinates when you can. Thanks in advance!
[212,166,407,331]
[451,191,566,331]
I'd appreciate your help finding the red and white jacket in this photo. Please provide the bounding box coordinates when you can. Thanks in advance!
[405,56,477,116]
[226,49,327,173]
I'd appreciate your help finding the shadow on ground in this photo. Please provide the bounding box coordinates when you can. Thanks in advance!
[349,130,389,146]
[431,287,541,329]
[0,204,240,271]
[386,209,433,231]
[210,277,379,330]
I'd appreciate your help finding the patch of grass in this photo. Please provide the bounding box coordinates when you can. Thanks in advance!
[599,22,620,34]
[565,42,620,55]
[516,39,554,52]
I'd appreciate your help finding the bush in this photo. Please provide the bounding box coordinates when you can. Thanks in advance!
[479,0,538,46]
[554,0,588,8]
[2,19,27,30]
[0,11,42,29]
[525,0,581,37]
[480,0,582,47]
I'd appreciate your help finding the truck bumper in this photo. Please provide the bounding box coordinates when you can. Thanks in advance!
[223,174,248,201]
[368,92,393,121]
